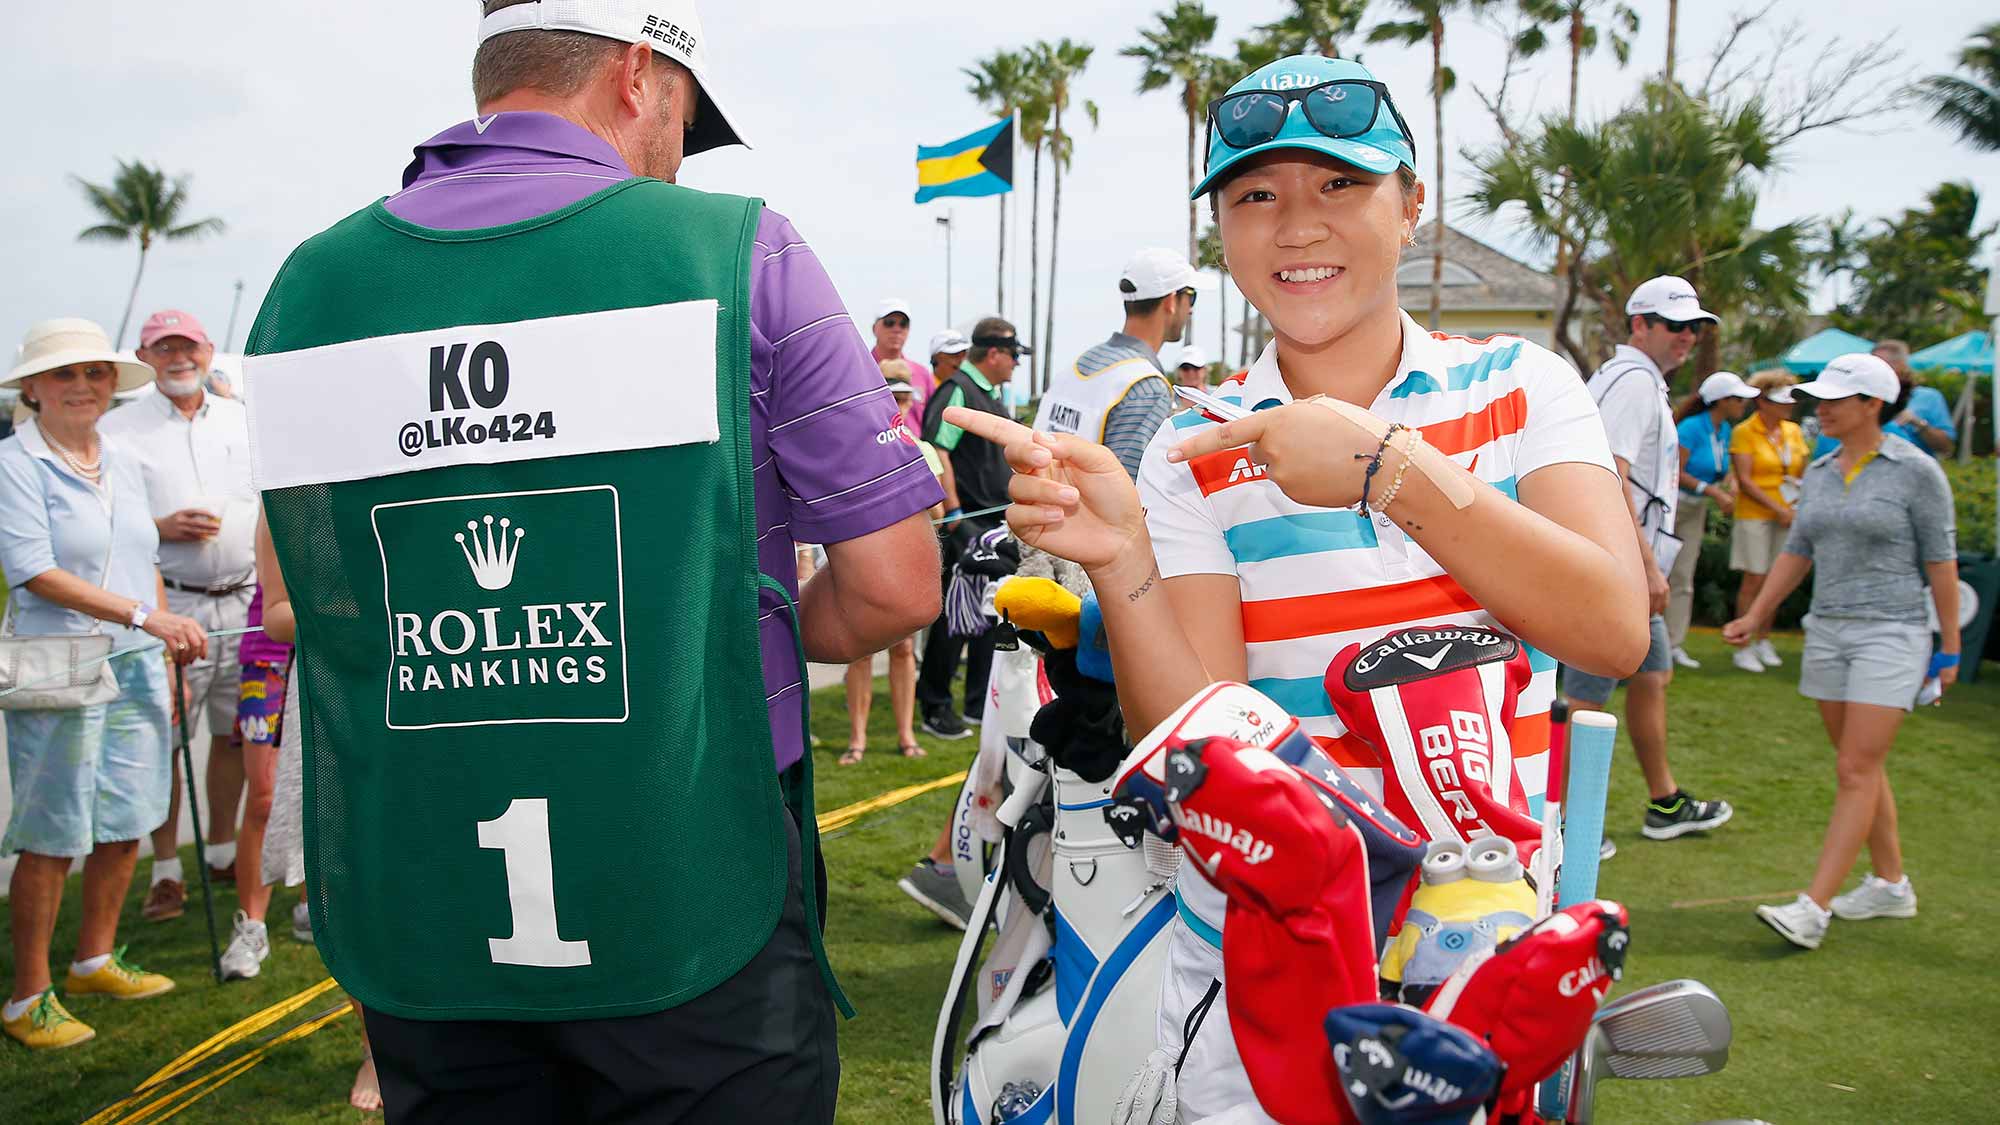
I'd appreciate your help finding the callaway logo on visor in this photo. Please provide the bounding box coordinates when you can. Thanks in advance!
[1343,625,1518,692]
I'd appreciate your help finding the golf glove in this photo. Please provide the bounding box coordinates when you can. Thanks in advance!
[1112,1049,1179,1125]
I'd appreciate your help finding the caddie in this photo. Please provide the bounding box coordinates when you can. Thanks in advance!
[242,2,942,1120]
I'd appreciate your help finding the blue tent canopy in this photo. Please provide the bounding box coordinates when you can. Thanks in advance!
[1782,328,1875,374]
[1908,330,1993,372]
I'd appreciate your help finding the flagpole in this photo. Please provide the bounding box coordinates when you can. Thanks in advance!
[937,213,955,327]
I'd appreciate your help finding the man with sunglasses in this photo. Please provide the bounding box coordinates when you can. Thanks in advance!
[1563,275,1735,847]
[871,299,933,418]
[1034,249,1210,479]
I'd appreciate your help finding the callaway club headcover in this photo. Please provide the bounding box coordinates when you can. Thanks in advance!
[1422,899,1631,1096]
[1325,626,1542,863]
[1163,736,1380,1125]
[1105,682,1313,849]
[1325,1004,1504,1125]
[1289,742,1426,955]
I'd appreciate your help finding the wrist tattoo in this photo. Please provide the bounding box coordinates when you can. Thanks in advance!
[1126,563,1161,603]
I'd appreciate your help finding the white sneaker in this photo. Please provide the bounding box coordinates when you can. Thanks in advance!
[1731,647,1766,673]
[291,900,314,944]
[1756,894,1830,950]
[1600,837,1617,861]
[1756,638,1782,668]
[1831,874,1917,920]
[220,911,270,981]
[1670,646,1702,670]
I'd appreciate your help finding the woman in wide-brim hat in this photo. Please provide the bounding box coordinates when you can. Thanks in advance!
[942,54,1648,1121]
[0,318,207,1052]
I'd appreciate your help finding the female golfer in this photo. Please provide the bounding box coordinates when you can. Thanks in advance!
[1728,353,1960,951]
[947,54,1647,1123]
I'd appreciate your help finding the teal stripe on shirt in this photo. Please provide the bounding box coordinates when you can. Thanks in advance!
[1225,511,1379,564]
[1251,675,1335,718]
[1391,341,1525,398]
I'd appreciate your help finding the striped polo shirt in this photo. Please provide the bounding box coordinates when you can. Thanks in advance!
[1138,313,1616,819]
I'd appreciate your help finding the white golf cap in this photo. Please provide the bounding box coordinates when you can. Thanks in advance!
[1119,248,1217,302]
[884,380,914,395]
[477,1,749,155]
[1697,371,1759,404]
[1762,384,1797,404]
[874,298,913,322]
[1795,353,1900,402]
[1625,275,1719,324]
[1176,346,1209,369]
[928,328,971,356]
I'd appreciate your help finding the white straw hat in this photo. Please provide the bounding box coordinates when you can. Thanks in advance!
[5,318,156,394]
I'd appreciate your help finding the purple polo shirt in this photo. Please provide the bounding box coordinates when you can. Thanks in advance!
[385,112,943,772]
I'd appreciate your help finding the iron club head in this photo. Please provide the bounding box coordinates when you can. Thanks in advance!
[1567,980,1732,1123]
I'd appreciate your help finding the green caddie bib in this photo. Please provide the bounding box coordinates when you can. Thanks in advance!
[245,179,841,1021]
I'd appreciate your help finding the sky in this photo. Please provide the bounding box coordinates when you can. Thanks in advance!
[4,0,1996,388]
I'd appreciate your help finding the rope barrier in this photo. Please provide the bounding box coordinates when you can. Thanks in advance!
[110,1005,353,1125]
[932,502,1011,526]
[816,769,967,834]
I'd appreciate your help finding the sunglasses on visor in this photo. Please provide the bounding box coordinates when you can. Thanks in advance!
[1207,80,1417,165]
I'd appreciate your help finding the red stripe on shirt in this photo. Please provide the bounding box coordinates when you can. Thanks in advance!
[1313,733,1381,770]
[1421,387,1528,457]
[1240,573,1483,644]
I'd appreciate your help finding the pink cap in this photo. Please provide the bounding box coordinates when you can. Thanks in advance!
[139,310,212,349]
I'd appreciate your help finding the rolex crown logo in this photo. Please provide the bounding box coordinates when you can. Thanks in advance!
[456,515,525,591]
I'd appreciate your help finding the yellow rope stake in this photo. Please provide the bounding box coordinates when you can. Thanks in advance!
[816,770,967,833]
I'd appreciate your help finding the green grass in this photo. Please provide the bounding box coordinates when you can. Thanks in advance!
[5,632,1998,1123]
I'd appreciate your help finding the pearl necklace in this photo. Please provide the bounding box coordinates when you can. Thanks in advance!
[41,431,103,484]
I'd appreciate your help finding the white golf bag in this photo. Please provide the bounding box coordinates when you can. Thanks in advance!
[931,642,1180,1125]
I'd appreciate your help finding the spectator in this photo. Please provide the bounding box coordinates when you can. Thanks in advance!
[99,309,258,919]
[929,328,970,390]
[880,358,920,432]
[251,513,379,1110]
[1034,247,1201,478]
[1172,345,1211,400]
[842,373,955,765]
[0,318,207,1051]
[871,298,934,416]
[1875,340,1956,458]
[917,316,1028,738]
[214,535,295,982]
[1666,371,1758,668]
[1564,276,1734,845]
[1727,369,1812,674]
[1728,353,1961,950]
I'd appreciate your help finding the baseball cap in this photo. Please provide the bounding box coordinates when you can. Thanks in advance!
[928,328,971,357]
[476,0,749,155]
[1625,276,1718,324]
[1193,55,1417,199]
[884,380,914,395]
[874,298,912,323]
[139,310,212,350]
[1176,346,1210,370]
[1120,248,1217,302]
[1697,371,1759,405]
[1763,384,1797,404]
[970,315,1032,355]
[1795,353,1900,402]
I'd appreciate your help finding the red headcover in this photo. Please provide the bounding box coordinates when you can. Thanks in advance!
[1163,737,1378,1125]
[1422,899,1631,1095]
[1325,626,1542,863]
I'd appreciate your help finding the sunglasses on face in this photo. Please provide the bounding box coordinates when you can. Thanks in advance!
[1642,314,1704,336]
[880,316,910,330]
[1180,287,1200,309]
[144,338,203,356]
[41,364,116,384]
[1207,80,1416,165]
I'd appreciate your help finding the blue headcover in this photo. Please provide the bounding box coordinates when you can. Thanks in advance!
[1075,593,1114,683]
[1325,1003,1504,1124]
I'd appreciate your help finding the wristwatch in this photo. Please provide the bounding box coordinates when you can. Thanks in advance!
[130,602,153,629]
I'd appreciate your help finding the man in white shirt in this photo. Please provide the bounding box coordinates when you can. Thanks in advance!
[99,310,259,918]
[1563,277,1734,845]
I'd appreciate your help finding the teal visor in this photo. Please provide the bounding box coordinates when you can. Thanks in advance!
[1194,59,1417,198]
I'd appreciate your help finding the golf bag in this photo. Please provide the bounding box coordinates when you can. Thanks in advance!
[932,642,1180,1125]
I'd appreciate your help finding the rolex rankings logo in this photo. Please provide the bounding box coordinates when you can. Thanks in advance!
[370,486,629,730]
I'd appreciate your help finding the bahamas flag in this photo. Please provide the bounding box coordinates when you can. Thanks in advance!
[915,117,1016,203]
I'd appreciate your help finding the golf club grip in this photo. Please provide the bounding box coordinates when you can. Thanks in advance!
[1556,712,1616,911]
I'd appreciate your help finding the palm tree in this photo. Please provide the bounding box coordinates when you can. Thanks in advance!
[1519,0,1640,123]
[1124,1,1220,262]
[1255,0,1371,57]
[1914,22,2000,151]
[1816,207,1864,309]
[1031,40,1100,393]
[1370,0,1491,330]
[1019,86,1054,391]
[1196,223,1228,367]
[966,50,1033,315]
[1664,0,1678,86]
[73,160,226,347]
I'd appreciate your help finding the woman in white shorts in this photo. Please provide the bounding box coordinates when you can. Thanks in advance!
[1726,353,1961,951]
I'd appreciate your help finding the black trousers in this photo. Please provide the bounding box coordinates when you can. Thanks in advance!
[364,812,837,1125]
[916,522,997,720]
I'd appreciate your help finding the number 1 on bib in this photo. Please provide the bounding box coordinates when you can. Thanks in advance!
[478,798,593,968]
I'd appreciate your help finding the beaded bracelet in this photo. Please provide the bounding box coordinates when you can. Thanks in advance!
[1373,428,1424,514]
[1356,423,1405,513]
